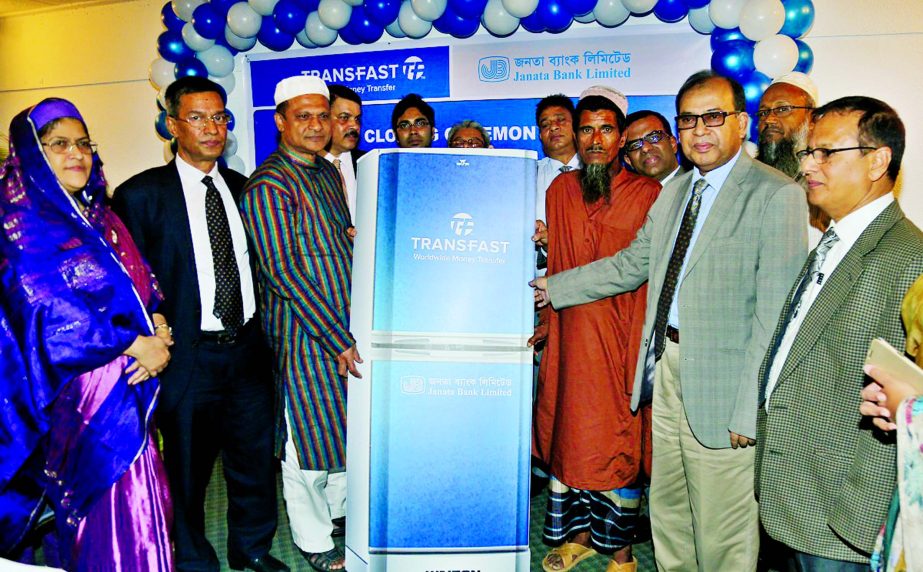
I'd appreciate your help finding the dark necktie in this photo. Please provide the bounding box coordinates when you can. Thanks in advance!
[652,178,709,359]
[203,175,244,331]
[559,165,573,173]
[760,227,840,401]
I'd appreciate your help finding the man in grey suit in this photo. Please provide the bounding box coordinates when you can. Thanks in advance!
[532,70,808,571]
[757,96,923,570]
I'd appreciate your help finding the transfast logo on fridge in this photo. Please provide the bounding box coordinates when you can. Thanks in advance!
[410,213,510,254]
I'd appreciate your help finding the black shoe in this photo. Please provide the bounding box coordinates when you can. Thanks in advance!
[228,553,290,572]
[331,516,346,537]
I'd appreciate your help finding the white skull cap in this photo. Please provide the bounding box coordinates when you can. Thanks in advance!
[274,75,329,106]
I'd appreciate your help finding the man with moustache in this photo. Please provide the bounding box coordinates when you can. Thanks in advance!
[241,76,361,572]
[623,110,681,185]
[533,71,807,571]
[324,84,364,223]
[756,72,827,241]
[757,96,923,570]
[113,76,284,572]
[532,86,660,572]
[392,93,434,148]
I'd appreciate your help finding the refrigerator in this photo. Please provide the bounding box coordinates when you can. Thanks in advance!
[347,148,537,572]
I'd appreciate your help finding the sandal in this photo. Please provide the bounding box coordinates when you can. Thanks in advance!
[542,542,597,572]
[606,557,637,572]
[305,547,345,571]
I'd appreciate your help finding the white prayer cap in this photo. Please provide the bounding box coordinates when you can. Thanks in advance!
[579,85,629,118]
[769,72,819,105]
[274,75,329,106]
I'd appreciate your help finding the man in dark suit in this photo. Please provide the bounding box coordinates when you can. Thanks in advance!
[324,84,365,224]
[111,77,286,572]
[757,96,923,570]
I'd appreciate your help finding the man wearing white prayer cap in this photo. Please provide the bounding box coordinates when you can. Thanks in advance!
[241,74,359,572]
[756,71,827,243]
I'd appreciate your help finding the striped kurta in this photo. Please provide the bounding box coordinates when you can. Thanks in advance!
[240,144,353,470]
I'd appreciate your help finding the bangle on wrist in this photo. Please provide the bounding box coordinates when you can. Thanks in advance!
[154,323,169,330]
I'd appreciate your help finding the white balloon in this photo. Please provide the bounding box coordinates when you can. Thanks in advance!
[149,57,176,89]
[226,155,246,174]
[225,26,258,50]
[163,139,176,163]
[595,0,630,26]
[754,34,799,77]
[211,72,236,95]
[687,5,714,34]
[223,132,239,158]
[342,0,363,6]
[385,16,406,37]
[398,0,432,38]
[739,0,784,42]
[306,11,338,46]
[411,0,447,21]
[500,0,538,19]
[157,85,169,110]
[318,0,351,29]
[574,9,597,23]
[295,28,317,47]
[197,45,234,77]
[172,0,204,22]
[249,0,278,16]
[227,2,262,37]
[620,0,654,14]
[182,22,215,51]
[481,0,519,35]
[708,0,747,29]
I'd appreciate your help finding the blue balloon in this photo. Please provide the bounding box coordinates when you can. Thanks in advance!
[345,5,384,43]
[794,39,814,73]
[210,0,238,16]
[653,0,688,23]
[433,6,480,37]
[535,0,572,33]
[682,0,709,8]
[366,0,400,26]
[449,0,488,20]
[293,0,321,12]
[192,3,225,39]
[157,30,195,62]
[520,10,546,32]
[258,15,295,51]
[274,0,309,34]
[710,40,754,81]
[226,109,236,131]
[561,0,595,16]
[337,22,362,45]
[161,2,184,31]
[175,57,208,78]
[780,0,814,38]
[742,70,771,108]
[710,27,749,51]
[155,110,172,140]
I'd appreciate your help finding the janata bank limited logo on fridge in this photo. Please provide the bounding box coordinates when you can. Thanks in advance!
[400,376,425,394]
[450,213,475,236]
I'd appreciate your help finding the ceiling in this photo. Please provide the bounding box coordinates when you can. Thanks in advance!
[0,0,138,18]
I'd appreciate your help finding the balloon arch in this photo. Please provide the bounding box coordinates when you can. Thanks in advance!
[150,0,816,168]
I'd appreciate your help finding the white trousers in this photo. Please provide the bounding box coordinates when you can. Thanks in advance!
[282,404,347,553]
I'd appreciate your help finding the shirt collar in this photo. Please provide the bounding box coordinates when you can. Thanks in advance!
[692,147,743,193]
[280,144,322,169]
[828,192,895,249]
[175,153,220,183]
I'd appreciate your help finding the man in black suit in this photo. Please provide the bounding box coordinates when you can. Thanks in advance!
[112,77,286,572]
[324,84,365,224]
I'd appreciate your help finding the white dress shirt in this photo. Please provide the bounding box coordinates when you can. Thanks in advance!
[668,148,743,328]
[536,153,582,223]
[764,192,895,407]
[176,155,256,331]
[325,150,356,223]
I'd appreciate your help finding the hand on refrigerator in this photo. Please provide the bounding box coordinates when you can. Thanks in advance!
[530,276,551,308]
[337,345,364,379]
[346,226,357,241]
[528,320,548,349]
[533,219,548,248]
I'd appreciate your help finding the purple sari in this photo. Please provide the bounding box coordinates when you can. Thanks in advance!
[0,99,173,570]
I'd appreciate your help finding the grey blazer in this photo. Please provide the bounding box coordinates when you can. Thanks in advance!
[548,152,808,447]
[756,201,923,561]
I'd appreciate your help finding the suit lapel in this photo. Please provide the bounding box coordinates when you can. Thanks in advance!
[776,202,904,383]
[164,162,202,302]
[682,153,750,278]
[654,170,694,285]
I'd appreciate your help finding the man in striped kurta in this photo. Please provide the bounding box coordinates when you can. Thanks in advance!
[240,76,361,572]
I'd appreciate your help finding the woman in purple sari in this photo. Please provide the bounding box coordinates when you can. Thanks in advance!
[0,98,175,570]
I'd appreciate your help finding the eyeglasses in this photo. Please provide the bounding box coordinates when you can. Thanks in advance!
[755,105,813,120]
[172,113,231,128]
[675,111,740,131]
[42,138,97,155]
[396,118,431,131]
[449,137,486,148]
[795,146,878,164]
[625,130,669,152]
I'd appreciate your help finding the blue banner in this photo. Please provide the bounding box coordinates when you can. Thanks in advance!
[248,46,450,108]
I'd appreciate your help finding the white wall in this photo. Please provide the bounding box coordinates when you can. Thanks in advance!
[2,0,922,222]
